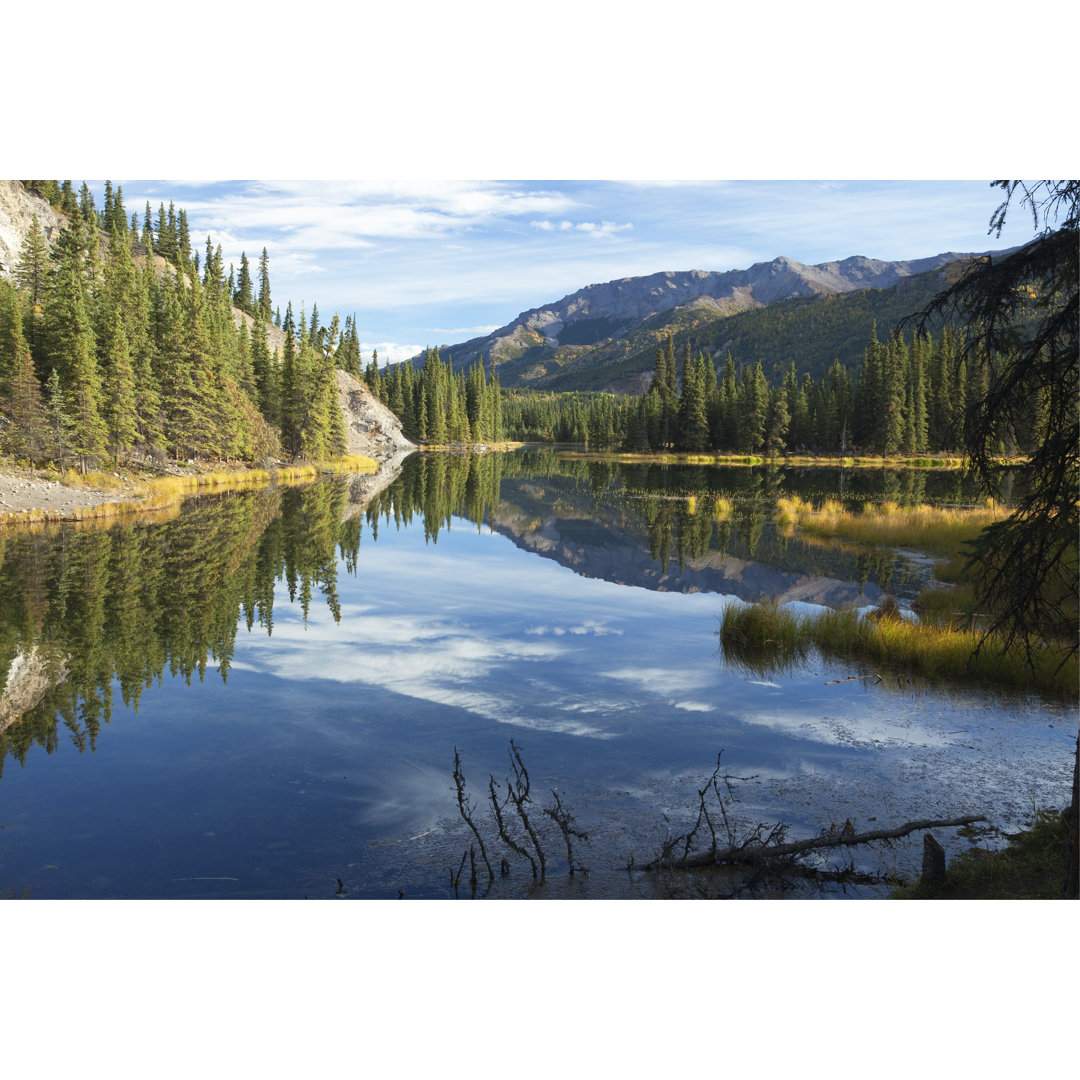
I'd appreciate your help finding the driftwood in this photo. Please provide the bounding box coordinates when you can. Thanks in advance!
[634,815,988,873]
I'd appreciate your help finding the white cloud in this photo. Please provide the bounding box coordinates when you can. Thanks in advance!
[181,181,580,247]
[358,341,424,364]
[525,620,623,637]
[426,325,502,337]
[530,219,633,238]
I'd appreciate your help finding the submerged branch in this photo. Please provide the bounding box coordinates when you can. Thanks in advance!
[634,815,988,873]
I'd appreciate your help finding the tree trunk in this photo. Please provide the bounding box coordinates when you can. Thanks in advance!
[635,815,987,873]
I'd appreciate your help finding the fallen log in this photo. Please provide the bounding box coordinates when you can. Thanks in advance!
[634,814,988,873]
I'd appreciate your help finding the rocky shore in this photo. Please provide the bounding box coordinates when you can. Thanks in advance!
[0,369,416,523]
[0,468,140,519]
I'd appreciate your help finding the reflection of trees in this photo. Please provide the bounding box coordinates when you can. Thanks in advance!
[0,451,1019,778]
[363,452,505,544]
[0,480,354,776]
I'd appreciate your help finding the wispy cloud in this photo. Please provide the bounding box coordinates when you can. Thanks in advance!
[425,325,503,337]
[531,219,633,238]
[357,341,424,364]
[104,178,1009,351]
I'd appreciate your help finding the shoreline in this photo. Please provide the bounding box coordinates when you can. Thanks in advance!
[0,455,381,528]
[546,449,1026,469]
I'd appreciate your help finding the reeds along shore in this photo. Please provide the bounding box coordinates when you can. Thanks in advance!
[0,456,379,528]
[718,600,1078,698]
[773,496,1010,555]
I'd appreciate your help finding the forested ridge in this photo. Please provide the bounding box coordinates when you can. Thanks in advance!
[0,181,366,471]
[497,319,1047,457]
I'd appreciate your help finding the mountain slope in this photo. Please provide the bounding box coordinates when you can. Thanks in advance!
[417,250,1008,391]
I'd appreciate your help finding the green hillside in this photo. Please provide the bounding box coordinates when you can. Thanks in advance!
[506,264,962,392]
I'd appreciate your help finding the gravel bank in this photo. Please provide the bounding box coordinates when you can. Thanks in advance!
[0,468,138,521]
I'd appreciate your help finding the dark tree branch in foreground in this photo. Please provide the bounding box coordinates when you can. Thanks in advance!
[633,815,988,873]
[452,747,493,885]
[903,181,1078,671]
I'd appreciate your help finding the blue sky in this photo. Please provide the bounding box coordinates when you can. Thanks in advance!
[92,179,1032,362]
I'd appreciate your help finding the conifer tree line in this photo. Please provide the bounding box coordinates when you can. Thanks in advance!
[1,181,356,470]
[361,345,505,445]
[500,325,1047,457]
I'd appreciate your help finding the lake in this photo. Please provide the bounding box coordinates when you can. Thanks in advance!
[1,450,1074,899]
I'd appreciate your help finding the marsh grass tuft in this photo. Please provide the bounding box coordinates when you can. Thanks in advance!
[719,600,1078,697]
[775,496,1010,558]
[712,496,734,521]
[717,601,809,677]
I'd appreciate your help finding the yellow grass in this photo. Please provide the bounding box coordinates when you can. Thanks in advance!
[720,601,1078,698]
[712,496,734,521]
[775,496,1009,557]
[0,456,379,531]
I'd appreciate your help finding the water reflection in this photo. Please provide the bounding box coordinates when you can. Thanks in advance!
[1,451,1066,900]
[0,452,1012,776]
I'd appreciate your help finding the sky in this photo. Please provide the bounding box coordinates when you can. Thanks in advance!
[90,178,1035,362]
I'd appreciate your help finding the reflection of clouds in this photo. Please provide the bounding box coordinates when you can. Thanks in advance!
[231,523,734,741]
[354,762,455,833]
[525,619,624,637]
[239,610,619,738]
[735,706,951,749]
[599,667,713,697]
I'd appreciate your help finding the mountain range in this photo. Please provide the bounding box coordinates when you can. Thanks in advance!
[414,249,1010,392]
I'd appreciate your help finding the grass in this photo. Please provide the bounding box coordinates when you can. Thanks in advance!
[552,449,989,469]
[774,495,1009,558]
[718,600,1078,698]
[891,809,1070,899]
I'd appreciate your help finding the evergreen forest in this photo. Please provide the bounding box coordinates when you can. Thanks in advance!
[495,324,1048,457]
[0,180,1060,470]
[1,182,356,470]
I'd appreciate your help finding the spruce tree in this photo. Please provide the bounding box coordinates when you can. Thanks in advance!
[176,210,191,267]
[48,217,107,471]
[279,303,300,457]
[738,362,769,454]
[60,181,77,216]
[677,352,708,451]
[44,367,74,469]
[250,321,278,427]
[101,307,138,464]
[257,248,272,321]
[764,384,791,457]
[14,214,52,374]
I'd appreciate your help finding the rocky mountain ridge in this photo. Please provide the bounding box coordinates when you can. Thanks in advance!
[411,249,1005,388]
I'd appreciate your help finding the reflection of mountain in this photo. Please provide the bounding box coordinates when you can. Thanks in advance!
[492,488,883,606]
[1,451,962,776]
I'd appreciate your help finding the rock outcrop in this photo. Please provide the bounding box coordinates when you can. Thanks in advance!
[0,180,67,276]
[335,368,415,464]
[1,647,66,735]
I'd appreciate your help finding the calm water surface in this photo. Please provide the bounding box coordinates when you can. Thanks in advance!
[0,452,1073,898]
